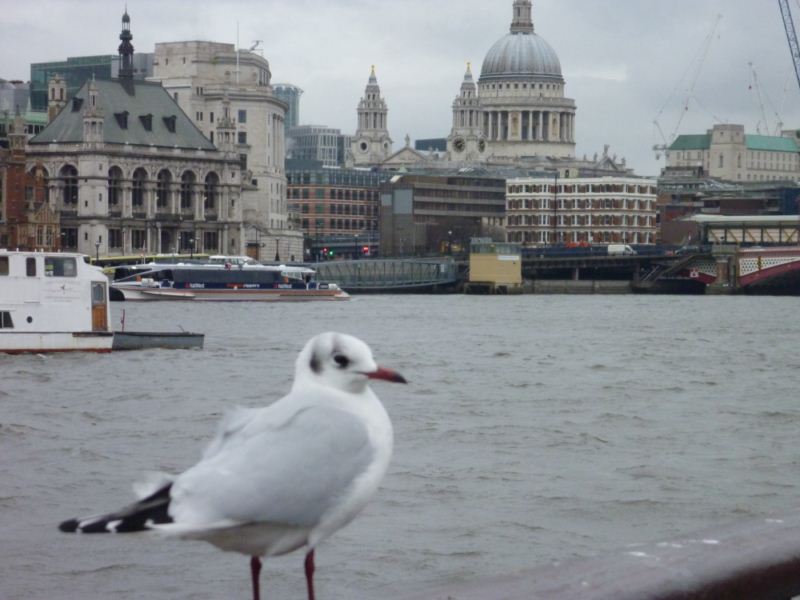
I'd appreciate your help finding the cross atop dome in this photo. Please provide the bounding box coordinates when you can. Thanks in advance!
[510,0,534,34]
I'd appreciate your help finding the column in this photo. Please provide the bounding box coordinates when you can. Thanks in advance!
[195,183,204,221]
[538,112,544,141]
[528,111,534,141]
[121,183,132,218]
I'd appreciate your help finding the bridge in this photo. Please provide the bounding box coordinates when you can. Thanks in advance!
[656,246,800,294]
[313,258,458,292]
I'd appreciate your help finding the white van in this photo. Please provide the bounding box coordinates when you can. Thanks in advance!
[607,244,637,256]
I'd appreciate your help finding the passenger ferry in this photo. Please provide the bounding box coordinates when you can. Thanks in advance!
[110,257,350,302]
[0,250,113,353]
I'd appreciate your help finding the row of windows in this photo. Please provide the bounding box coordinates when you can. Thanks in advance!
[298,203,376,216]
[287,171,386,186]
[0,255,77,278]
[508,231,654,244]
[289,188,378,201]
[301,219,377,231]
[508,198,655,211]
[485,82,561,92]
[508,184,656,195]
[507,215,654,227]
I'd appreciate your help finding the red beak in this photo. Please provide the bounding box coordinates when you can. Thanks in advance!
[366,366,407,384]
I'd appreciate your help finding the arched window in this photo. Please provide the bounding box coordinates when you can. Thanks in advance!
[108,166,123,206]
[180,171,196,210]
[156,169,172,208]
[60,165,78,205]
[132,168,147,207]
[204,172,219,211]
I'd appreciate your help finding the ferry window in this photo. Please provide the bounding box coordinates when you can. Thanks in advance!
[0,311,13,329]
[0,257,8,275]
[26,257,36,277]
[45,257,77,277]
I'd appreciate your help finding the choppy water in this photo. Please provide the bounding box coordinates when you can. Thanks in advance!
[2,295,800,599]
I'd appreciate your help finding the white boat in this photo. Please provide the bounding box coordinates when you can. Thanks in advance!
[110,258,350,302]
[0,250,113,353]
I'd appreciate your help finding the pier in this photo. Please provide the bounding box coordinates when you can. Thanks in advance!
[399,509,800,599]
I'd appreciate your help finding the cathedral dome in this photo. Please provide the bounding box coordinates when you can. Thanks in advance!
[480,32,563,83]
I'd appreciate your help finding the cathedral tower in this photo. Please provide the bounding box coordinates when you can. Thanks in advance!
[447,63,486,161]
[350,66,392,165]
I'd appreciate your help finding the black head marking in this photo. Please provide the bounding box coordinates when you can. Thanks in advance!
[310,354,322,374]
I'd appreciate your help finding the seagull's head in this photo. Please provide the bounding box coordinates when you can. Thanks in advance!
[296,332,407,394]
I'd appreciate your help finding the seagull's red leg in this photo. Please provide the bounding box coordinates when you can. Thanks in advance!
[304,550,316,600]
[250,556,262,600]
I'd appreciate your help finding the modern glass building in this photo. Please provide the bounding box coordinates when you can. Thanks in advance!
[273,84,303,133]
[29,53,153,111]
[287,125,349,167]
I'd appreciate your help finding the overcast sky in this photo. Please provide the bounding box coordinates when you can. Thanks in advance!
[3,0,800,176]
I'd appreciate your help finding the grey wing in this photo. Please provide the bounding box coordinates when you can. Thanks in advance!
[170,405,374,527]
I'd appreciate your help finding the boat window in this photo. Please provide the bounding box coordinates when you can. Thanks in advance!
[91,282,106,304]
[44,257,77,277]
[0,311,13,329]
[26,257,36,277]
[0,257,8,275]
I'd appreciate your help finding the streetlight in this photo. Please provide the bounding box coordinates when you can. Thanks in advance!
[447,230,453,255]
[95,239,100,263]
[354,234,359,260]
[189,237,194,259]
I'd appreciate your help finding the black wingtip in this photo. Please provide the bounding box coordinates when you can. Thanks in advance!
[59,518,79,533]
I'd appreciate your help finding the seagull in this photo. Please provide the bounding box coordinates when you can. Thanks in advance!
[59,332,406,600]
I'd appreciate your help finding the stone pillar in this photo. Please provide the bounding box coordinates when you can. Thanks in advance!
[145,183,156,219]
[121,183,132,218]
[195,183,204,221]
[538,112,544,141]
[528,111,534,141]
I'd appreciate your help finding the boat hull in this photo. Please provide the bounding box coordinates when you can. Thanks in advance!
[112,331,204,351]
[0,331,114,354]
[114,286,350,301]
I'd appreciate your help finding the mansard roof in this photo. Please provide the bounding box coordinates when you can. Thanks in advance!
[30,79,215,150]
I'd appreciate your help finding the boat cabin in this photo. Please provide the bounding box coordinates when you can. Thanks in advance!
[0,250,112,352]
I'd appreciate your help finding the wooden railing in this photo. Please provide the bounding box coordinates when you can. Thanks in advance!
[399,510,800,599]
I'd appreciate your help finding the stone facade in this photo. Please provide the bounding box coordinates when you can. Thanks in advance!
[27,81,244,256]
[506,176,657,246]
[668,124,800,183]
[349,67,392,166]
[150,40,303,260]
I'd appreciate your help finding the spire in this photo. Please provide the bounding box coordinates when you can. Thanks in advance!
[118,8,135,81]
[510,0,534,34]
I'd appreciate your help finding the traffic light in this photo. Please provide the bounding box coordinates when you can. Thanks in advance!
[362,245,370,255]
[328,249,335,257]
[321,247,328,260]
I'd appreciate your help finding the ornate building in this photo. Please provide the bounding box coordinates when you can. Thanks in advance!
[150,39,302,260]
[25,12,244,258]
[466,0,576,162]
[354,0,585,172]
[349,67,393,166]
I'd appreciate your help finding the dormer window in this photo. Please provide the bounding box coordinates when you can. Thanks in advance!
[163,115,177,133]
[114,111,129,129]
[71,97,84,112]
[139,114,153,131]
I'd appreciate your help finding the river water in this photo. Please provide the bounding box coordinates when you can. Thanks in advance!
[2,295,800,599]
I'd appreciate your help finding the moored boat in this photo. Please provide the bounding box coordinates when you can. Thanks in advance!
[110,258,350,302]
[0,249,113,353]
[112,331,204,351]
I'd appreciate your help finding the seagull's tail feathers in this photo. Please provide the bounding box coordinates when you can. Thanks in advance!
[58,482,174,534]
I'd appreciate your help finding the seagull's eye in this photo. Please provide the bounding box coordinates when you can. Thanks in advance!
[333,354,350,369]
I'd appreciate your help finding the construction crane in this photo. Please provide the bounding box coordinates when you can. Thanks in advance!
[652,14,723,160]
[778,0,800,93]
[749,62,784,134]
